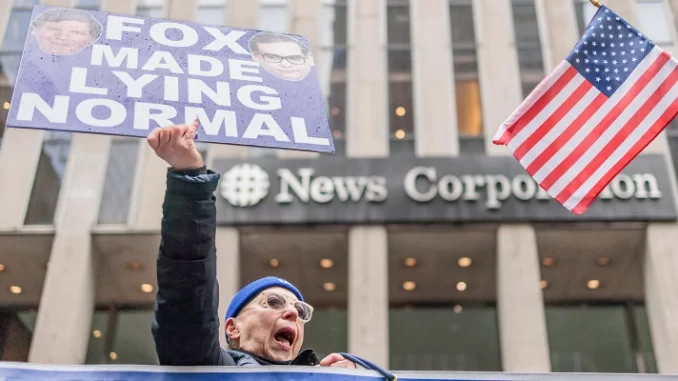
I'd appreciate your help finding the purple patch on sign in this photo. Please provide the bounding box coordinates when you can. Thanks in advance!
[6,5,335,154]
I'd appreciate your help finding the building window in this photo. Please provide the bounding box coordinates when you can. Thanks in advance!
[259,0,289,33]
[666,123,678,179]
[319,0,347,156]
[573,0,604,35]
[86,310,111,364]
[387,0,415,154]
[11,0,39,6]
[86,308,159,365]
[302,309,348,360]
[0,0,38,142]
[450,0,484,154]
[388,228,501,371]
[97,139,140,225]
[631,305,659,373]
[634,0,673,46]
[0,309,36,362]
[546,304,657,373]
[0,87,11,140]
[537,226,658,373]
[84,306,348,366]
[389,305,501,370]
[0,2,33,85]
[196,0,226,26]
[575,0,673,48]
[136,0,165,18]
[76,0,100,9]
[511,0,545,97]
[23,137,69,225]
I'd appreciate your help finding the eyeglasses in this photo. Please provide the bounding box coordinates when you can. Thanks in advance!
[260,53,307,65]
[258,292,314,323]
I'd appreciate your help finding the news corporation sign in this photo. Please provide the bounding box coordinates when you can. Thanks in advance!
[212,155,678,225]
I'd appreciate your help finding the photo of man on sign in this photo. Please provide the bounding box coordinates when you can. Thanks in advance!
[30,8,101,56]
[248,31,313,81]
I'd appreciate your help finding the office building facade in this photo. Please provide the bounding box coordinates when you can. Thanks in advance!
[0,0,677,375]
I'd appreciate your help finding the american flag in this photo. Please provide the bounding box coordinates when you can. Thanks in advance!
[493,5,678,214]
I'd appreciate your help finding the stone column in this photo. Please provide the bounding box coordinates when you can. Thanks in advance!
[475,0,523,156]
[644,223,678,374]
[128,0,199,230]
[496,225,551,372]
[536,0,579,70]
[204,0,256,164]
[209,0,259,349]
[27,0,138,365]
[669,0,678,53]
[348,226,389,367]
[278,0,320,159]
[606,0,637,23]
[167,0,196,20]
[28,134,110,364]
[345,0,389,368]
[477,0,551,372]
[0,0,11,41]
[223,0,257,28]
[345,0,388,158]
[100,0,139,13]
[410,0,458,156]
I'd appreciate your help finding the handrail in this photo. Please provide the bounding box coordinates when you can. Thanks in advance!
[0,362,676,381]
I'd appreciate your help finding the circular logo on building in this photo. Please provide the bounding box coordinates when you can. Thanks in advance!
[220,163,270,207]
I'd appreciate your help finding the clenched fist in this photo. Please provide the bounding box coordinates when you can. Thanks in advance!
[147,119,205,171]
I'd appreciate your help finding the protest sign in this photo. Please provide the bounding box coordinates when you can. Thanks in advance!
[6,5,335,154]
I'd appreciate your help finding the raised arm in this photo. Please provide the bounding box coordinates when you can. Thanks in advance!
[148,121,233,366]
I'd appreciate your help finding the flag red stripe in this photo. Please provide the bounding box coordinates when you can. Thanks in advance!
[571,95,678,214]
[514,81,593,161]
[497,67,578,144]
[539,52,671,191]
[525,93,607,176]
[555,64,678,205]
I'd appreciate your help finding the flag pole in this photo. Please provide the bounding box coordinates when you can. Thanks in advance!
[589,0,601,6]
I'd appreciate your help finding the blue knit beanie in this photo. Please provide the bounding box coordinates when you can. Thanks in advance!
[225,276,304,321]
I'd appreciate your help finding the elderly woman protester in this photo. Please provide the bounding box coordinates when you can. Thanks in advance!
[148,120,357,369]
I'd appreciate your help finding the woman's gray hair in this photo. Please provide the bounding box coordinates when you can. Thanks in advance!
[227,339,240,350]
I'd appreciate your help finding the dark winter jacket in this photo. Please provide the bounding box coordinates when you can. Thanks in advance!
[150,167,319,367]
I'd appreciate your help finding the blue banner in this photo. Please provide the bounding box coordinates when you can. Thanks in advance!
[0,362,676,381]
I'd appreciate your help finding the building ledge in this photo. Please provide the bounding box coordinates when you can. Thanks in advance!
[0,225,55,236]
[91,224,160,235]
